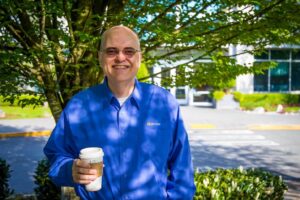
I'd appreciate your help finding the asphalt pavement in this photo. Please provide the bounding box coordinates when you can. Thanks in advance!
[0,106,300,198]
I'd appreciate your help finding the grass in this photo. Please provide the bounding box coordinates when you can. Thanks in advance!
[0,105,51,119]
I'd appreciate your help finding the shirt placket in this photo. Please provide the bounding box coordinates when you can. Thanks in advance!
[117,105,131,199]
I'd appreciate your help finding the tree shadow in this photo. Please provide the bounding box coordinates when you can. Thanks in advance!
[0,136,49,194]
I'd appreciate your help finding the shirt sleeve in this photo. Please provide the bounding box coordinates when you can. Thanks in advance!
[166,106,196,199]
[43,110,77,187]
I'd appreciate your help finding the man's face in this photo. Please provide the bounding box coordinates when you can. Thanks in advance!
[99,28,141,85]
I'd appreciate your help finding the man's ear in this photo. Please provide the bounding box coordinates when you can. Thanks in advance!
[98,51,103,68]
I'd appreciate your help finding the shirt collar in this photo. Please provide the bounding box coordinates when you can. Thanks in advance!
[103,77,141,110]
[130,79,142,110]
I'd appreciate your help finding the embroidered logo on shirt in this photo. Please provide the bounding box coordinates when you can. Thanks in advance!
[147,122,161,126]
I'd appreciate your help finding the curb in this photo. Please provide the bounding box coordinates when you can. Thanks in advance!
[0,130,51,138]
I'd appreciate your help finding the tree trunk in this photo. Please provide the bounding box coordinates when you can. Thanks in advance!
[61,187,80,200]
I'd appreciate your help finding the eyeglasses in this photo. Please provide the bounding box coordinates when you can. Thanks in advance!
[101,47,141,58]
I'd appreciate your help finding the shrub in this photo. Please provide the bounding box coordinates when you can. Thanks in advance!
[232,91,243,102]
[34,159,61,200]
[194,167,287,200]
[0,158,14,199]
[235,93,300,111]
[212,91,226,101]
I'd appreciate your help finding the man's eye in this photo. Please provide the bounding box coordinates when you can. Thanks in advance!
[124,49,135,55]
[106,48,118,55]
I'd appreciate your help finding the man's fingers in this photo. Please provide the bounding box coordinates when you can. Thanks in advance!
[78,167,98,175]
[74,159,90,168]
[74,174,97,184]
[72,159,98,184]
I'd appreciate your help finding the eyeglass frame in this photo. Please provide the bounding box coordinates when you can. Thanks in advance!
[100,47,141,58]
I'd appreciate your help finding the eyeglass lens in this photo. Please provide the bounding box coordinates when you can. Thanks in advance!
[104,47,139,57]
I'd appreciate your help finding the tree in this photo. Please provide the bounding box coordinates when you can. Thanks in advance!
[1,0,300,122]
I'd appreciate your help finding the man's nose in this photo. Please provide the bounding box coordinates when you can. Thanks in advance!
[115,50,126,61]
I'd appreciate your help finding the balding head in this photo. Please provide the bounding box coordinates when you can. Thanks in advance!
[100,25,140,50]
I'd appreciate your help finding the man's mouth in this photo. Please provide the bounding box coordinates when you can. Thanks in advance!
[112,65,130,69]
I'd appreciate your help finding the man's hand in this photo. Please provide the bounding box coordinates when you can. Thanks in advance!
[72,159,98,184]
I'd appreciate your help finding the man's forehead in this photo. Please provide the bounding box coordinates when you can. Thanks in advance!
[102,26,140,48]
[107,29,137,41]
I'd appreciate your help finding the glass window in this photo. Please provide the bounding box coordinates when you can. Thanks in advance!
[254,51,268,60]
[271,50,290,60]
[292,62,300,90]
[254,69,268,92]
[161,67,170,78]
[193,92,212,103]
[270,62,289,92]
[292,49,300,60]
[175,88,186,99]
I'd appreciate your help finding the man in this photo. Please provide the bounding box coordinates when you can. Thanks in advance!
[44,25,195,199]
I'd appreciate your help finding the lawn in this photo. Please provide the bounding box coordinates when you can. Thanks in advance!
[0,105,51,119]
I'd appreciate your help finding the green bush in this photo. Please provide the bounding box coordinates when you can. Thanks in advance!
[235,93,300,111]
[0,158,14,199]
[34,159,61,200]
[212,91,226,101]
[232,91,243,102]
[194,167,287,200]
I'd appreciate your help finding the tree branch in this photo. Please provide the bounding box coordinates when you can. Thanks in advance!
[138,0,181,36]
[40,0,46,45]
[63,0,75,45]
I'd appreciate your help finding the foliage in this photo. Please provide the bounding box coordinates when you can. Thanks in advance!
[233,93,300,111]
[194,167,288,200]
[0,95,45,107]
[212,90,226,101]
[232,91,244,102]
[1,0,300,121]
[137,63,150,83]
[0,157,14,199]
[34,159,61,200]
[0,95,51,119]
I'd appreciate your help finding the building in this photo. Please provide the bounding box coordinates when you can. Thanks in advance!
[152,45,300,106]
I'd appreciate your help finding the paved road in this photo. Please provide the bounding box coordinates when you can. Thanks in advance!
[0,106,299,198]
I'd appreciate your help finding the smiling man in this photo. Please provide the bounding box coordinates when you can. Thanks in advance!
[44,25,195,199]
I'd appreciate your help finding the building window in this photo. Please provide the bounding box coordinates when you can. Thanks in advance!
[271,50,290,60]
[254,69,268,91]
[292,50,300,60]
[292,62,300,90]
[160,67,171,88]
[254,51,268,60]
[270,62,289,92]
[254,49,300,92]
[175,88,186,99]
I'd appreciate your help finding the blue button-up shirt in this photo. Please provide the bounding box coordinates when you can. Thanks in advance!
[44,79,195,199]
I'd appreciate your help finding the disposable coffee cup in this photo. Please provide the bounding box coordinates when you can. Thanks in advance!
[79,147,104,191]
